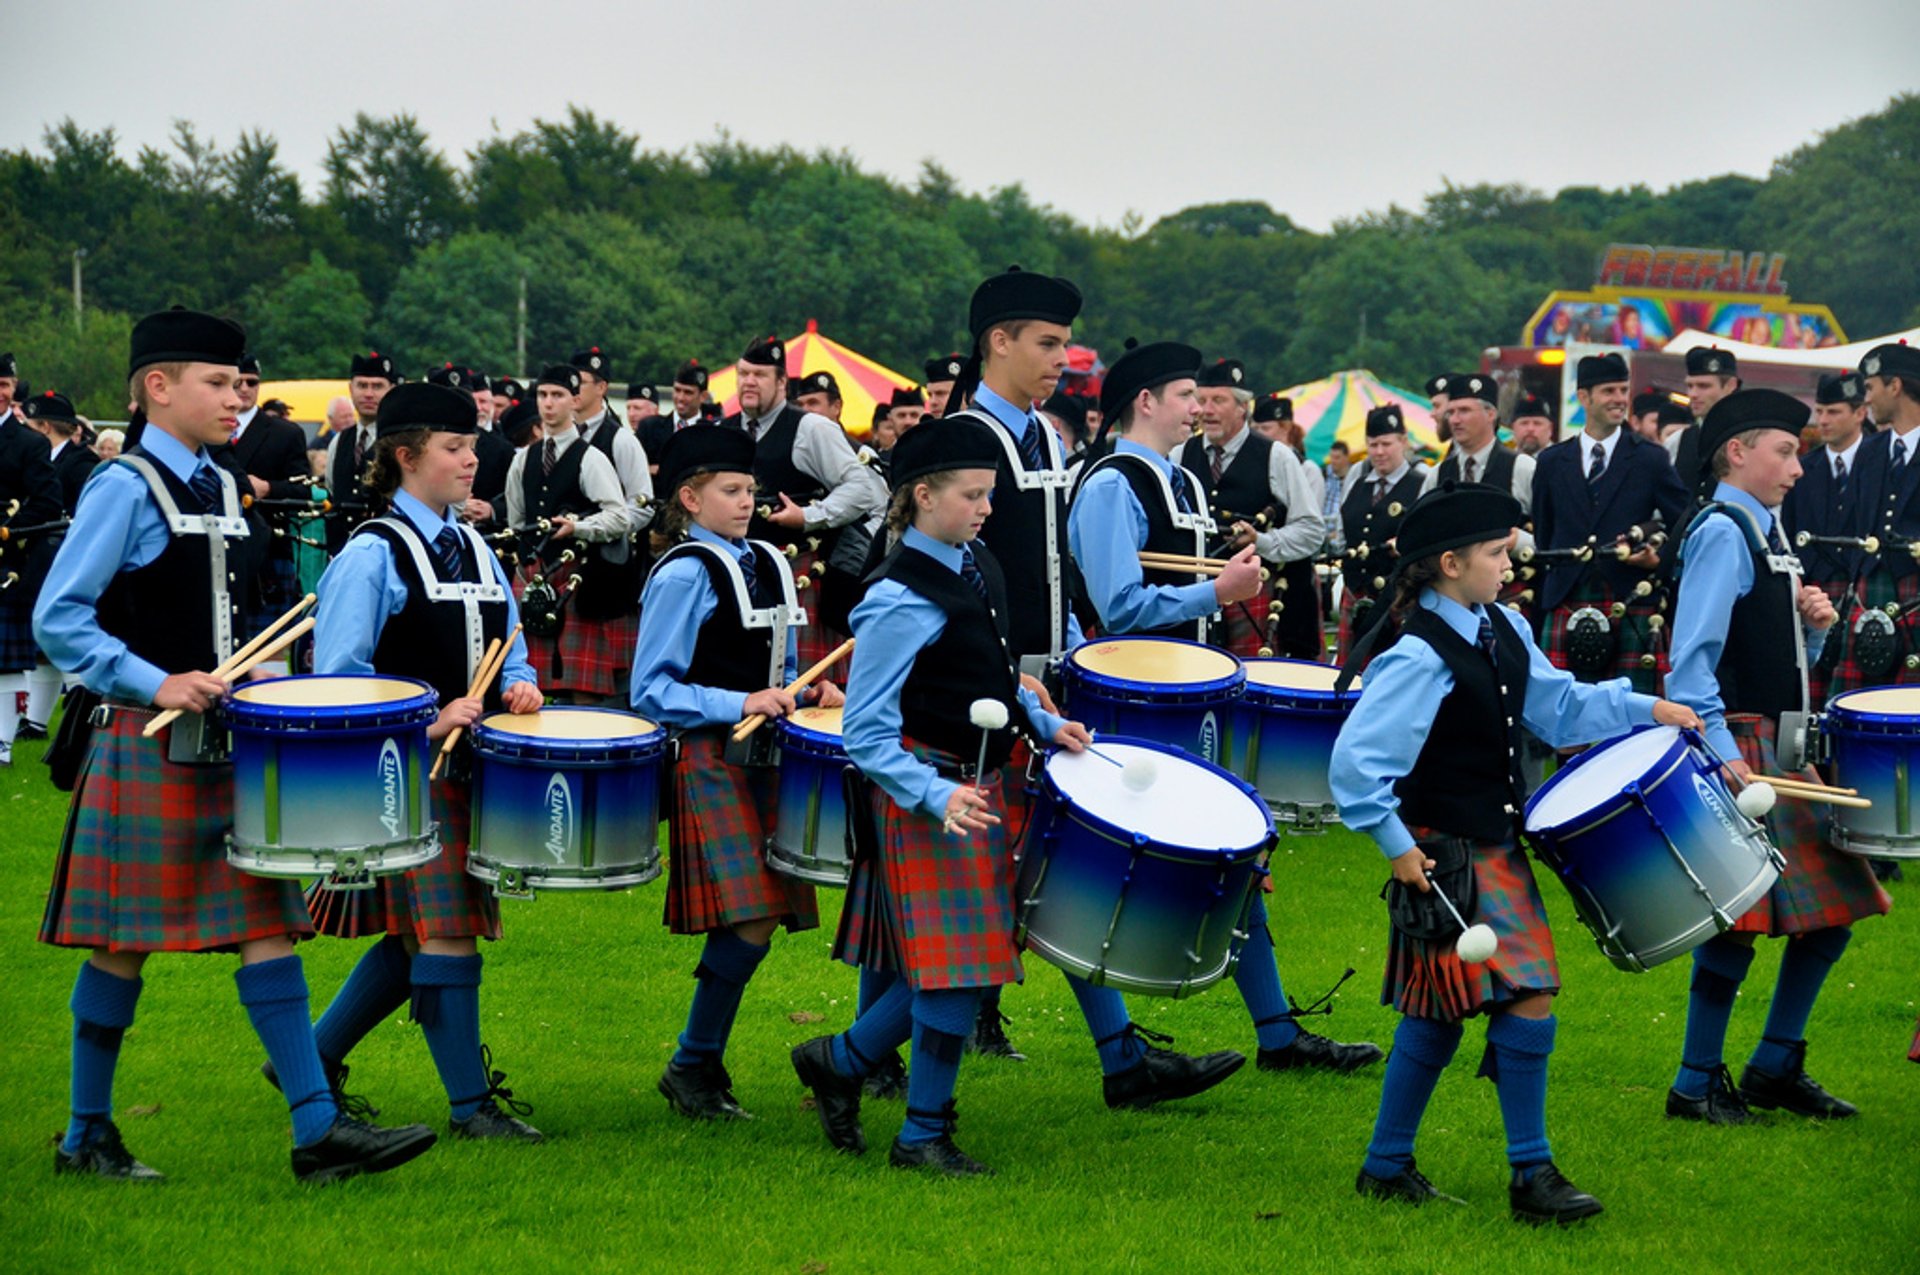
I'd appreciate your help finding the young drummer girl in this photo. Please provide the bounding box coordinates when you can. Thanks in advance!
[304,382,546,1141]
[791,419,1090,1177]
[1329,482,1701,1224]
[632,427,839,1121]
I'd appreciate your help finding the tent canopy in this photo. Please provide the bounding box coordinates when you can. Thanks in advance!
[1282,369,1442,463]
[1663,326,1920,369]
[703,321,916,437]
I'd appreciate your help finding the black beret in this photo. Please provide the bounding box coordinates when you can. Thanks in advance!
[1252,394,1293,424]
[740,335,786,368]
[797,370,841,399]
[889,386,925,409]
[1100,339,1201,421]
[375,382,478,439]
[1511,393,1555,422]
[494,376,524,401]
[1575,352,1630,389]
[674,359,710,390]
[1424,373,1456,399]
[658,424,756,494]
[1365,405,1408,438]
[536,363,582,394]
[1657,398,1693,428]
[498,397,540,447]
[570,346,612,379]
[924,354,965,384]
[968,266,1082,338]
[1861,343,1920,383]
[888,416,1002,490]
[349,349,396,381]
[871,403,892,428]
[698,401,725,423]
[1196,358,1247,390]
[1685,346,1738,378]
[1043,391,1088,427]
[426,363,477,391]
[627,383,659,403]
[1815,372,1866,407]
[1697,388,1811,479]
[130,307,247,375]
[22,390,80,425]
[465,368,491,392]
[1396,482,1525,564]
[1631,389,1668,417]
[0,353,14,378]
[1441,372,1498,405]
[238,353,261,377]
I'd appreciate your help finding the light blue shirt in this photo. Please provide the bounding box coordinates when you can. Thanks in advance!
[33,426,234,703]
[312,489,535,692]
[630,523,800,728]
[844,527,1067,820]
[1068,438,1219,635]
[1668,482,1826,760]
[1329,589,1658,859]
[968,382,1087,650]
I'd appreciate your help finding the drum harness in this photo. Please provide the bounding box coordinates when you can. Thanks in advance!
[954,407,1077,679]
[665,539,805,770]
[368,516,505,693]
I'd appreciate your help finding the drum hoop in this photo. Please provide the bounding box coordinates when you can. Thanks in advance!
[775,717,847,752]
[1826,687,1920,729]
[1045,777,1271,863]
[1067,639,1245,697]
[1534,749,1692,841]
[227,827,442,859]
[472,708,665,757]
[227,674,439,727]
[1238,682,1358,712]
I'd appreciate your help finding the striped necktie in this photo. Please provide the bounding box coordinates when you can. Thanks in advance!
[1018,418,1045,470]
[959,545,990,607]
[431,526,465,582]
[188,464,223,513]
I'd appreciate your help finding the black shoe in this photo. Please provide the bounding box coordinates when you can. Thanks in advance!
[861,1049,909,1101]
[790,1036,866,1154]
[16,720,48,741]
[1509,1162,1604,1226]
[1258,1028,1384,1073]
[53,1120,164,1182]
[1869,858,1904,883]
[291,1114,437,1184]
[262,1056,379,1120]
[1739,1041,1857,1119]
[1101,1027,1246,1110]
[967,1007,1028,1061]
[451,1098,546,1142]
[657,1057,752,1122]
[889,1134,993,1177]
[1355,1159,1461,1206]
[1665,1065,1755,1125]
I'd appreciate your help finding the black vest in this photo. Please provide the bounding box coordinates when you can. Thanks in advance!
[961,409,1077,660]
[1693,505,1804,720]
[1435,444,1517,494]
[1079,450,1210,642]
[740,405,832,548]
[325,428,373,553]
[1182,431,1280,528]
[1392,606,1529,842]
[652,539,783,695]
[1340,465,1427,594]
[518,434,600,523]
[876,541,1022,771]
[356,519,509,711]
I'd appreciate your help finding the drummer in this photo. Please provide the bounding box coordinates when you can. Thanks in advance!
[1663,389,1890,1126]
[1329,481,1698,1222]
[632,426,839,1123]
[305,381,546,1143]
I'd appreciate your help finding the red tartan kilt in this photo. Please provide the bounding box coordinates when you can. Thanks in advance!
[1826,570,1920,700]
[39,708,313,953]
[1536,580,1667,694]
[790,547,849,679]
[1383,831,1559,1022]
[1726,715,1891,936]
[1806,575,1848,710]
[305,775,500,941]
[665,732,818,935]
[1335,588,1383,666]
[517,564,637,700]
[1213,580,1274,659]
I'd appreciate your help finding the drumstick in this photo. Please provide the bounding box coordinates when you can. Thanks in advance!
[429,625,521,779]
[143,593,317,737]
[1768,787,1872,809]
[1762,774,1861,798]
[1139,551,1236,570]
[1138,551,1271,582]
[731,638,855,743]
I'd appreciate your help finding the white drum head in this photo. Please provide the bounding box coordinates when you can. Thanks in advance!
[1526,726,1680,830]
[234,675,425,707]
[1245,659,1355,691]
[482,709,659,740]
[1049,742,1269,848]
[1833,686,1920,716]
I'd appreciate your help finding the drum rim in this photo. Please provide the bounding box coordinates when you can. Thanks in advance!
[1825,685,1920,729]
[226,673,439,725]
[1066,636,1246,696]
[1041,733,1273,857]
[776,712,846,753]
[472,706,666,755]
[1523,723,1686,835]
[1240,656,1360,705]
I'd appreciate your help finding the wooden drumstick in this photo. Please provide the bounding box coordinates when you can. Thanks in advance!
[1762,774,1862,798]
[222,617,315,683]
[430,625,521,779]
[1767,786,1872,809]
[731,638,855,743]
[143,592,317,737]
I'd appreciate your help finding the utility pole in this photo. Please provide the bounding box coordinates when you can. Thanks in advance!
[516,273,528,379]
[72,248,87,334]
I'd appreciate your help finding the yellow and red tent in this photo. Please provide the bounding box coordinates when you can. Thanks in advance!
[703,321,917,438]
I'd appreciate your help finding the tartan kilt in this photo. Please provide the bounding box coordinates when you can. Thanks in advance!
[1335,588,1384,667]
[39,707,313,953]
[305,775,500,942]
[1726,714,1891,936]
[1536,577,1666,695]
[833,741,1021,992]
[1825,570,1920,701]
[1383,830,1558,1023]
[791,545,848,679]
[665,731,817,936]
[0,586,38,671]
[1806,575,1848,710]
[517,564,637,700]
[1214,579,1275,660]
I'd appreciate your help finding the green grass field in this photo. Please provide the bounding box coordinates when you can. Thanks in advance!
[1,732,1915,1275]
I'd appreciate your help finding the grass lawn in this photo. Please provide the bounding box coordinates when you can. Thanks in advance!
[1,731,1915,1274]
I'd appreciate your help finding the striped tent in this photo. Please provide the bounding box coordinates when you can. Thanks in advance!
[704,321,917,439]
[1280,369,1442,463]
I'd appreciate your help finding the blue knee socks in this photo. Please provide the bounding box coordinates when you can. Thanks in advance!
[900,988,983,1146]
[235,956,338,1147]
[1233,896,1299,1051]
[1751,927,1852,1075]
[1674,936,1756,1097]
[1065,973,1145,1075]
[1362,1016,1463,1179]
[62,962,143,1153]
[411,953,488,1120]
[1486,1013,1557,1179]
[833,976,914,1078]
[857,965,899,1017]
[671,930,769,1068]
[313,935,412,1065]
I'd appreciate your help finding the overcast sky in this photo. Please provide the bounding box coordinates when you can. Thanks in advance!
[5,0,1916,233]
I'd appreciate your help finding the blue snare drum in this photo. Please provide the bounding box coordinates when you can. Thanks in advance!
[1015,736,1274,997]
[1063,637,1243,764]
[768,706,853,887]
[1822,686,1920,859]
[226,674,441,889]
[1524,725,1783,973]
[468,708,666,897]
[1228,658,1360,832]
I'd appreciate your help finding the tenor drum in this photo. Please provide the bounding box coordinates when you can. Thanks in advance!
[768,707,853,887]
[1063,637,1243,764]
[1228,658,1360,831]
[1822,686,1920,859]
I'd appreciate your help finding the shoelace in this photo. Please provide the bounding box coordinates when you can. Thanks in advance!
[1280,966,1358,1022]
[468,1044,535,1118]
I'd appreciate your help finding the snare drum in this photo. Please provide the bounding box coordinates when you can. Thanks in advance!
[1015,736,1274,997]
[768,707,853,886]
[1063,637,1243,764]
[1823,686,1920,858]
[1524,725,1783,972]
[468,708,666,896]
[225,674,442,888]
[1228,658,1360,831]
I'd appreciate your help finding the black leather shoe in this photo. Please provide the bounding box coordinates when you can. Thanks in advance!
[1257,1028,1384,1073]
[1102,1030,1246,1110]
[1355,1159,1461,1206]
[790,1036,866,1154]
[291,1115,437,1184]
[861,1049,908,1101]
[657,1058,752,1122]
[1739,1041,1857,1119]
[16,721,48,741]
[889,1134,993,1177]
[262,1056,379,1120]
[53,1120,164,1182]
[1509,1162,1603,1225]
[967,1007,1028,1061]
[451,1098,546,1142]
[1665,1065,1755,1125]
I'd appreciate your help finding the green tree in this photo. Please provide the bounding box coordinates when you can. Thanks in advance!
[3,304,138,420]
[322,113,464,299]
[515,211,699,379]
[245,252,374,377]
[379,233,526,375]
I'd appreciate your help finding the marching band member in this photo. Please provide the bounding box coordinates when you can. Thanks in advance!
[0,354,63,764]
[1829,345,1920,698]
[13,388,87,744]
[321,350,396,554]
[1334,406,1426,665]
[1782,372,1869,709]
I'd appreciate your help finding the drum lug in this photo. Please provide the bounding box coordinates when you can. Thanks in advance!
[323,853,376,892]
[492,867,536,901]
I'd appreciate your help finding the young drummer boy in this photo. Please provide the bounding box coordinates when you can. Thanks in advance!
[1330,482,1700,1223]
[632,427,840,1121]
[33,309,436,1183]
[1663,389,1890,1124]
[301,381,546,1142]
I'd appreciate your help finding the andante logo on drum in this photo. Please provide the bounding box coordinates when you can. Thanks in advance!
[377,739,406,838]
[1199,712,1219,764]
[543,773,574,863]
[1691,774,1744,846]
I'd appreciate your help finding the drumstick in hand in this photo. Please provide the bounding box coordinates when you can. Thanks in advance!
[731,638,855,743]
[143,593,317,737]
[430,625,521,780]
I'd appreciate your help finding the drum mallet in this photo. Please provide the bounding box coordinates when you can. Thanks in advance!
[1424,875,1499,964]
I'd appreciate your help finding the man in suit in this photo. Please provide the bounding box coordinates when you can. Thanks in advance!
[1828,344,1920,701]
[322,351,397,553]
[1667,347,1741,501]
[1335,406,1428,665]
[1783,372,1870,709]
[0,357,63,763]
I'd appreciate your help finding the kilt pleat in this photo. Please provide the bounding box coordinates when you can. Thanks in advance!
[665,731,817,935]
[1383,833,1558,1022]
[516,564,638,700]
[1536,577,1666,695]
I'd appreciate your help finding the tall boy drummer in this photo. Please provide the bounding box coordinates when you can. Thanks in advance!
[632,426,840,1121]
[1663,389,1890,1125]
[33,308,436,1183]
[1329,482,1696,1222]
[301,381,546,1143]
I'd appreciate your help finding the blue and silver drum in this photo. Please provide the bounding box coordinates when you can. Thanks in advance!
[226,674,441,889]
[1822,686,1920,859]
[1015,736,1274,997]
[1063,637,1243,765]
[768,706,853,887]
[468,708,666,897]
[1524,725,1782,973]
[1228,658,1360,832]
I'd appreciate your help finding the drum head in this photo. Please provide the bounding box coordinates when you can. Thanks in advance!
[480,708,660,742]
[1831,686,1920,718]
[1071,638,1240,689]
[1525,726,1680,831]
[233,675,431,707]
[1048,741,1270,851]
[783,706,844,742]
